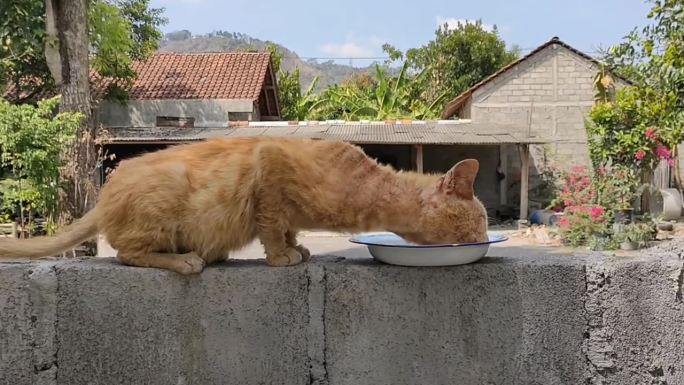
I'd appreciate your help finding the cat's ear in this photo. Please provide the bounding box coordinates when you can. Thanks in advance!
[439,159,479,199]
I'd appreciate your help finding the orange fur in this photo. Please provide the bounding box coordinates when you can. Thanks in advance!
[0,138,488,274]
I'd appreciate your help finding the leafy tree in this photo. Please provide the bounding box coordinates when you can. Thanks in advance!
[0,0,51,101]
[385,20,518,105]
[1,0,165,228]
[377,21,517,119]
[314,61,446,120]
[0,0,167,102]
[164,29,192,42]
[45,0,96,226]
[267,44,321,121]
[279,69,322,121]
[0,96,80,235]
[117,0,165,61]
[606,0,684,186]
[587,86,675,171]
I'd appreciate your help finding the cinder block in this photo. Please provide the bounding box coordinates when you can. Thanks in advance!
[55,259,311,385]
[322,260,588,385]
[0,263,58,385]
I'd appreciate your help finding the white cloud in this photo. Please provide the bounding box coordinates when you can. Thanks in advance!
[319,33,385,58]
[368,35,384,47]
[320,42,373,57]
[435,16,494,32]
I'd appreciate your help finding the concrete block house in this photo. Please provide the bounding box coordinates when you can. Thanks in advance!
[97,52,281,177]
[441,37,630,213]
[99,52,281,126]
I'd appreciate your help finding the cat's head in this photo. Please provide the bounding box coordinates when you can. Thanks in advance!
[397,159,488,245]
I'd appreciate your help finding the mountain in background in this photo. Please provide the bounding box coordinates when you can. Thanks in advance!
[159,30,375,92]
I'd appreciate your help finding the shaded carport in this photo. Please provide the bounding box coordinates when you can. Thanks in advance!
[103,121,546,224]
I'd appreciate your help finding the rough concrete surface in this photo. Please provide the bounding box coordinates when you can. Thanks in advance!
[55,259,310,385]
[324,258,588,385]
[0,262,58,385]
[584,258,684,385]
[1,253,683,385]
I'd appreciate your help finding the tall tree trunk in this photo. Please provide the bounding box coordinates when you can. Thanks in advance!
[45,0,97,228]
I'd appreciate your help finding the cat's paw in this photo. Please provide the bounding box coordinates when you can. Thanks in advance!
[266,247,303,267]
[295,245,311,262]
[175,252,206,275]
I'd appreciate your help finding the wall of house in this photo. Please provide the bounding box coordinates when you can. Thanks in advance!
[97,99,256,128]
[471,44,594,168]
[467,44,627,212]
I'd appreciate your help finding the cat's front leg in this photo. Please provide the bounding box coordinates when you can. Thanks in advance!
[286,229,310,262]
[259,227,304,267]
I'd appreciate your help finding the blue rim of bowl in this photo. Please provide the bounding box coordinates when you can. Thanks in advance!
[349,232,508,249]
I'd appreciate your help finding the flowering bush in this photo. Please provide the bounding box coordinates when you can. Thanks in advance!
[594,164,640,210]
[558,204,609,247]
[547,166,610,246]
[548,166,596,211]
[586,86,678,171]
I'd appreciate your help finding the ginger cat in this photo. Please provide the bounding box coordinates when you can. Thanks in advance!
[0,137,488,274]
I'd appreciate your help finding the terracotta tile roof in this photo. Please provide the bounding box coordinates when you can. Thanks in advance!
[4,52,274,102]
[440,37,632,119]
[115,52,273,100]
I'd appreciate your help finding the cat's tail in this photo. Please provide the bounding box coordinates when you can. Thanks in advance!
[0,208,100,258]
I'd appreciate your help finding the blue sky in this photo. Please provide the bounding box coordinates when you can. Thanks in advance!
[151,0,652,65]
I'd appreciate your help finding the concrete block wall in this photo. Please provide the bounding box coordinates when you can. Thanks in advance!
[98,99,256,128]
[471,45,596,168]
[2,255,683,385]
[465,44,623,208]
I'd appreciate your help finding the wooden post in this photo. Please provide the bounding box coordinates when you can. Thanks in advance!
[499,145,507,206]
[415,144,424,173]
[519,144,530,226]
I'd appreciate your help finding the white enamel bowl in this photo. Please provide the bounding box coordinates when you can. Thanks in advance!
[349,232,508,267]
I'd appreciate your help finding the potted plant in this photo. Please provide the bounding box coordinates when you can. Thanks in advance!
[589,229,613,251]
[615,222,653,250]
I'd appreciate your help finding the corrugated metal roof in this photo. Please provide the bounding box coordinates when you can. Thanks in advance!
[105,121,547,145]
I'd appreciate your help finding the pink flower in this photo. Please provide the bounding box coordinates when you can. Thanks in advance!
[645,128,656,139]
[571,166,586,174]
[558,217,570,229]
[656,145,671,159]
[668,158,675,167]
[635,149,646,160]
[590,206,605,220]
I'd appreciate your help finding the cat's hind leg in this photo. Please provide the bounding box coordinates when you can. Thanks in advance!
[286,230,310,262]
[117,249,206,275]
